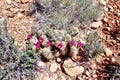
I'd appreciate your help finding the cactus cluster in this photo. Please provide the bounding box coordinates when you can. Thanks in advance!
[26,26,84,61]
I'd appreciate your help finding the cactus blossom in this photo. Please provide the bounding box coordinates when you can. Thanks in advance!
[38,37,44,43]
[34,41,41,50]
[46,40,52,46]
[27,34,32,40]
[57,43,63,49]
[69,40,75,46]
[77,41,83,47]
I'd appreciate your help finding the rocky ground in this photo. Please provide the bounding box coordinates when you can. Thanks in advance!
[0,0,120,80]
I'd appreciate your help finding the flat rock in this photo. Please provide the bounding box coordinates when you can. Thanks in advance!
[0,0,5,9]
[50,62,58,72]
[6,0,12,4]
[21,0,29,3]
[105,48,113,56]
[99,0,106,6]
[63,59,84,76]
[90,21,102,29]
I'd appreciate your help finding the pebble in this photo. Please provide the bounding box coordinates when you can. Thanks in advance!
[90,21,102,29]
[102,27,111,32]
[93,74,97,78]
[0,0,5,9]
[42,74,51,80]
[103,17,108,22]
[63,59,84,76]
[105,48,113,56]
[61,76,66,80]
[21,0,29,3]
[17,12,24,18]
[50,62,58,72]
[86,71,90,77]
[36,61,45,67]
[111,57,116,62]
[99,0,106,6]
[6,0,12,4]
[108,5,113,11]
[56,58,61,63]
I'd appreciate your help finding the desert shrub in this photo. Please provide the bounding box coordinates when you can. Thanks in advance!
[75,0,102,22]
[30,0,103,30]
[0,18,38,80]
[84,31,104,59]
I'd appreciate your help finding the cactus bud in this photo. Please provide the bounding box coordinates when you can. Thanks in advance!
[26,34,32,40]
[69,40,75,46]
[77,41,83,47]
[34,41,41,51]
[57,42,63,49]
[46,40,52,46]
[38,37,44,43]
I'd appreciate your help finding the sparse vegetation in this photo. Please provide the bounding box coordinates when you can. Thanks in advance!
[0,18,38,80]
[84,31,104,59]
[1,0,119,79]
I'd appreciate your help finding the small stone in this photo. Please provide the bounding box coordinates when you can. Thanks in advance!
[56,58,61,63]
[17,12,23,18]
[90,21,102,29]
[21,0,29,3]
[117,13,120,16]
[0,0,5,9]
[50,62,58,72]
[108,6,113,11]
[6,0,12,4]
[93,74,97,78]
[61,76,66,80]
[36,61,45,67]
[63,59,84,76]
[99,0,106,6]
[86,71,90,77]
[42,74,51,80]
[102,27,110,32]
[103,17,108,22]
[105,48,113,56]
[111,57,116,62]
[90,62,97,69]
[104,7,108,11]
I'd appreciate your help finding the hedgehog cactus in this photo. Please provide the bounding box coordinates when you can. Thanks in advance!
[64,34,72,42]
[28,25,86,61]
[69,27,79,36]
[26,34,33,40]
[69,46,80,61]
[58,41,68,56]
[39,47,54,60]
[29,34,38,44]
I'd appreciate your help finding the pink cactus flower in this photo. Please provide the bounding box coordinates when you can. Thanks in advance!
[57,43,63,49]
[38,37,44,43]
[26,34,32,40]
[69,40,75,46]
[77,41,83,47]
[34,41,41,50]
[46,40,52,46]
